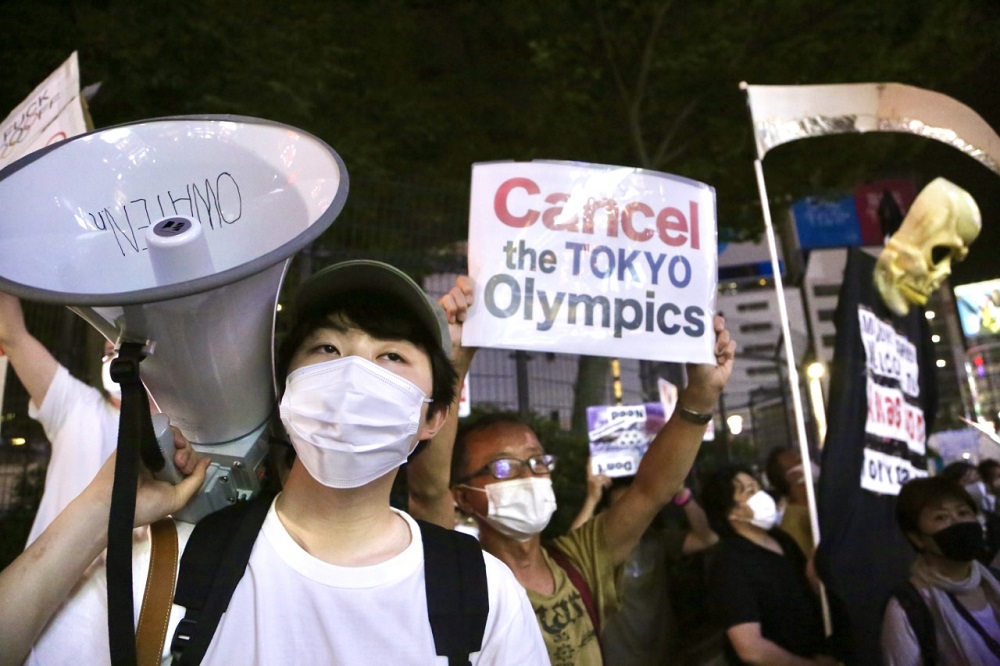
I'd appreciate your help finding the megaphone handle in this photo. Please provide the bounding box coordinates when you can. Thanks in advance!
[151,413,184,484]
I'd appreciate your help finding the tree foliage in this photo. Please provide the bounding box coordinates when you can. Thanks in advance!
[2,0,998,434]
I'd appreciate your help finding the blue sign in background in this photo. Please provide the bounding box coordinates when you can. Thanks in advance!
[791,196,863,249]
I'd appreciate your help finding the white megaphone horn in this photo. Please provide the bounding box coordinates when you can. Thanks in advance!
[0,115,348,520]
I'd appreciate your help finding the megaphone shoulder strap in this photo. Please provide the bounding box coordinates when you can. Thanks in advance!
[136,519,179,666]
[108,342,162,666]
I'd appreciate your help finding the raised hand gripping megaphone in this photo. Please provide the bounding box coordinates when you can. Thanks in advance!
[0,115,348,519]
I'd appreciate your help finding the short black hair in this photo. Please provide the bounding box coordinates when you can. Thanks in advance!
[895,476,977,538]
[702,464,754,538]
[276,288,456,422]
[940,461,977,484]
[979,458,1000,483]
[450,413,532,486]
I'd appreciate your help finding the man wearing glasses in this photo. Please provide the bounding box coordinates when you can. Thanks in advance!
[439,279,736,666]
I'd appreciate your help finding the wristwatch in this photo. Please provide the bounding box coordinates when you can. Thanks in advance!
[676,405,713,425]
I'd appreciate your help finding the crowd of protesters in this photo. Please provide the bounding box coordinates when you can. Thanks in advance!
[5,270,1000,665]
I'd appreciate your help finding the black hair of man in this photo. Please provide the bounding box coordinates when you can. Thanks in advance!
[701,463,755,539]
[450,413,532,487]
[895,476,978,546]
[939,461,977,485]
[275,288,456,422]
[978,458,1000,484]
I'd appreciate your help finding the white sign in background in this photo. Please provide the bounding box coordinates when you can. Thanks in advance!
[464,161,718,364]
[1,51,86,170]
[857,306,927,495]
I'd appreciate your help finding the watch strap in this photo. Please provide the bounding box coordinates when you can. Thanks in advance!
[676,406,713,425]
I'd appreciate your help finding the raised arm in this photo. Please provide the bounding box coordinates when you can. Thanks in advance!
[407,275,476,527]
[569,457,611,530]
[679,490,719,554]
[0,291,59,408]
[0,450,209,665]
[601,315,735,565]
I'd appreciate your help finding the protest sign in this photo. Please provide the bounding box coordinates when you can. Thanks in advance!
[1,52,86,170]
[465,161,718,364]
[587,402,666,477]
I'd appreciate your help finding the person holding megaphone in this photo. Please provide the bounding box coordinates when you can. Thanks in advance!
[0,291,198,549]
[0,261,548,665]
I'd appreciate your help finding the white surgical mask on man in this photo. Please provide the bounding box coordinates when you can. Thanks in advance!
[279,356,431,488]
[786,461,822,484]
[464,476,557,542]
[745,489,779,531]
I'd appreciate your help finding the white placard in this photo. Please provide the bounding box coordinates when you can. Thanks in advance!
[1,52,87,170]
[465,161,718,364]
[860,447,929,495]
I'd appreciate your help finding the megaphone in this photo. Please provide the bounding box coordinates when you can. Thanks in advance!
[0,115,348,518]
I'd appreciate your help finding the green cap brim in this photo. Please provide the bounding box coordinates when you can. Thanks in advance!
[292,260,451,358]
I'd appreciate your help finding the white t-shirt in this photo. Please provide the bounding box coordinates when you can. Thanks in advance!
[26,364,120,546]
[29,503,550,665]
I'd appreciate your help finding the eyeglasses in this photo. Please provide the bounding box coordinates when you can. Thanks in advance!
[457,454,558,485]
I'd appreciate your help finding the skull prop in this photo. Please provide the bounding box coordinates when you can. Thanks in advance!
[874,178,981,316]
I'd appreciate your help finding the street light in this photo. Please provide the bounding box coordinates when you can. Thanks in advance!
[805,361,827,448]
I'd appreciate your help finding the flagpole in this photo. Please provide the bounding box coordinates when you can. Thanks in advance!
[751,157,832,635]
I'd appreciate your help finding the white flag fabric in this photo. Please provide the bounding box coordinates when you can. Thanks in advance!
[742,82,1000,175]
[1,52,87,171]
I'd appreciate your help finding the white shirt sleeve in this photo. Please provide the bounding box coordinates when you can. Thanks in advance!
[476,552,551,665]
[881,596,922,666]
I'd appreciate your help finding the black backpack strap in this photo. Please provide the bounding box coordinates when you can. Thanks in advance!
[418,519,489,666]
[891,581,936,666]
[170,491,275,666]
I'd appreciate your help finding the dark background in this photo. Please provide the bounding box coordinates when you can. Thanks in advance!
[1,0,998,285]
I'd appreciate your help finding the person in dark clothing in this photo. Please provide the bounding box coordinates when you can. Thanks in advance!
[941,461,1000,563]
[702,464,835,665]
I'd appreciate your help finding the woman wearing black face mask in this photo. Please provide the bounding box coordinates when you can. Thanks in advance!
[882,476,1000,664]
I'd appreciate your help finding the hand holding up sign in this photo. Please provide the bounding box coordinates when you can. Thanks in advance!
[600,316,736,566]
[407,275,477,528]
[683,315,736,413]
[438,275,477,375]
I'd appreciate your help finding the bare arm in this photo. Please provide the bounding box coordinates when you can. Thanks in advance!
[0,291,59,408]
[0,450,209,665]
[680,493,719,555]
[728,623,837,666]
[601,315,735,566]
[569,457,611,530]
[408,275,476,527]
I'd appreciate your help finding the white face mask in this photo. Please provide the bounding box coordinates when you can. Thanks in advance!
[465,476,557,542]
[279,356,431,489]
[745,490,779,531]
[101,358,122,400]
[788,461,822,482]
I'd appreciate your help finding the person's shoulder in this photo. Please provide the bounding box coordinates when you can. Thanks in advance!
[554,510,605,551]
